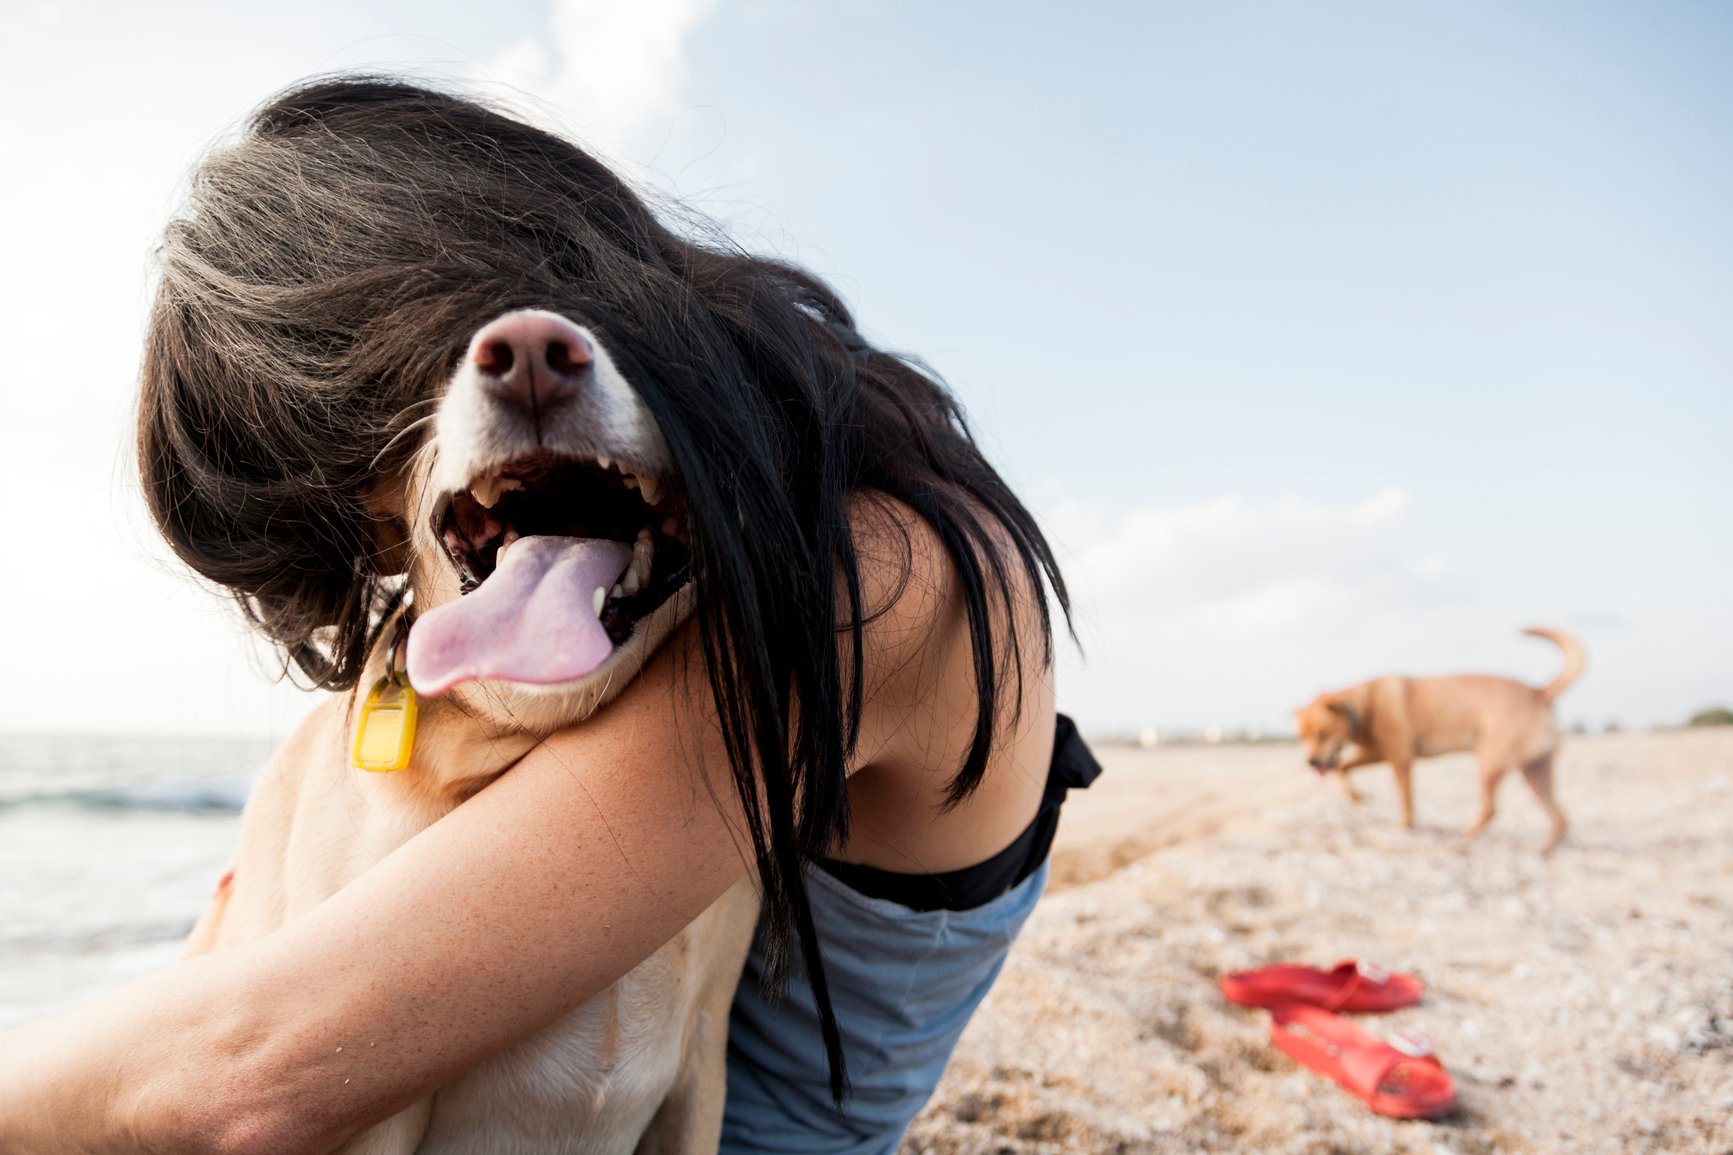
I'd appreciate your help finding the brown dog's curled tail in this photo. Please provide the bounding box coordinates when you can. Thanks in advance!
[1523,627,1587,703]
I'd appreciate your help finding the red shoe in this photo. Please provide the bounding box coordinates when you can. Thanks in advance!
[1219,959,1422,1013]
[1269,1005,1458,1119]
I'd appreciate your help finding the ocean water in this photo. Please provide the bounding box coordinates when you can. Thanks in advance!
[0,733,269,1030]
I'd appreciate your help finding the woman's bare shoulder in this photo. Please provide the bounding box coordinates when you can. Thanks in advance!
[844,490,1051,763]
[846,490,1046,677]
[836,491,1055,868]
[846,491,960,658]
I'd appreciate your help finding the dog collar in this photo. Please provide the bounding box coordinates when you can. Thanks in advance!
[1342,701,1364,742]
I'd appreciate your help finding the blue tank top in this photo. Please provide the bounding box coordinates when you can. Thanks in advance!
[719,859,1048,1154]
[719,716,1099,1154]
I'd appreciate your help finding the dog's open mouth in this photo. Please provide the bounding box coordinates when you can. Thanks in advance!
[406,452,690,695]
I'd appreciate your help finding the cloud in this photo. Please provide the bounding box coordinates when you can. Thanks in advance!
[483,0,717,160]
[1052,486,1429,634]
[1043,487,1468,733]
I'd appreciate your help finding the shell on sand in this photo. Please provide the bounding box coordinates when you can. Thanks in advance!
[903,729,1733,1155]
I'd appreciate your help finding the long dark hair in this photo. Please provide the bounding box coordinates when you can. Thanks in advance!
[138,76,1071,1098]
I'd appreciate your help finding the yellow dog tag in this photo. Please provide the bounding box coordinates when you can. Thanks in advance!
[353,675,417,772]
[353,620,417,772]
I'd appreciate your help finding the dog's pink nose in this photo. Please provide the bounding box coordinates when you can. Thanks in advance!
[468,311,595,414]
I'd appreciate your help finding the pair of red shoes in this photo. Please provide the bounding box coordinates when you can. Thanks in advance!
[1219,960,1457,1118]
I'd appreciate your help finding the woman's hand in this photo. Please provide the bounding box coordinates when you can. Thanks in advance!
[0,631,751,1155]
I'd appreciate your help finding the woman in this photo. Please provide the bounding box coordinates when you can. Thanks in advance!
[0,77,1096,1154]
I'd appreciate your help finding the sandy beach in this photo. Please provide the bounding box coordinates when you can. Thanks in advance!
[3,729,1727,1151]
[903,729,1733,1155]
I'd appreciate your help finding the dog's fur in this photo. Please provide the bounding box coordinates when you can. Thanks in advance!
[1294,628,1586,852]
[179,307,759,1155]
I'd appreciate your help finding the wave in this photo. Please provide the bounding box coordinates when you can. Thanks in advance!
[0,775,254,815]
[0,734,271,814]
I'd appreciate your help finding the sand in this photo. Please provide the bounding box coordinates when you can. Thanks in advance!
[901,729,1733,1155]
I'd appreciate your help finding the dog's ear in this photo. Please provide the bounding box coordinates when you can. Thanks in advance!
[1324,697,1350,716]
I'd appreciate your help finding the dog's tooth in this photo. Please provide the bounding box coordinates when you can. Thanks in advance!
[502,528,520,548]
[593,586,606,616]
[470,475,521,508]
[622,567,642,596]
[611,582,623,599]
[638,475,663,506]
[636,526,654,546]
[596,455,613,472]
[622,475,639,490]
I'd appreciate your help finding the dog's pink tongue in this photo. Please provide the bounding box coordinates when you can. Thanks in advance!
[407,536,631,696]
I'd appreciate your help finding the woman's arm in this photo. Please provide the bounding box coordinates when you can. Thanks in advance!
[0,632,751,1155]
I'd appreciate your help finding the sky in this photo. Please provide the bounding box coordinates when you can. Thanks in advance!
[0,0,1728,740]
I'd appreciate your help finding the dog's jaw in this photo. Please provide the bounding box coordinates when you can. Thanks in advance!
[475,581,697,734]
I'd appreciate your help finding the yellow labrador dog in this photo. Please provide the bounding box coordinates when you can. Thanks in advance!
[181,308,758,1154]
[1294,627,1585,853]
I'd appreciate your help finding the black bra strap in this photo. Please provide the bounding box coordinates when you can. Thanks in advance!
[817,714,1101,912]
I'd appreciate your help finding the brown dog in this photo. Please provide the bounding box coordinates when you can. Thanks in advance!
[1294,628,1586,852]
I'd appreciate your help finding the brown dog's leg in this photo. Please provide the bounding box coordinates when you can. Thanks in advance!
[1330,750,1379,805]
[1334,767,1365,804]
[1521,753,1567,854]
[1390,759,1416,828]
[1463,755,1509,843]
